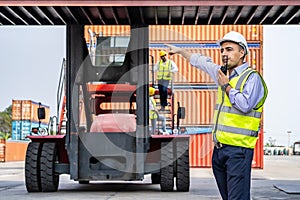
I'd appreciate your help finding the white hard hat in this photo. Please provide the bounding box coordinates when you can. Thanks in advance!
[217,31,249,55]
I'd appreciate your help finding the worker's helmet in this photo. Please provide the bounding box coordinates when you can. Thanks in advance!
[217,31,249,55]
[149,87,156,96]
[159,50,167,57]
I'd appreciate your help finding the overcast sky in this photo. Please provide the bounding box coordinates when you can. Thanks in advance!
[0,25,299,146]
[0,26,65,116]
[263,25,300,147]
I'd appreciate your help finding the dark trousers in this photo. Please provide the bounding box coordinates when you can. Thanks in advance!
[212,145,254,200]
[157,80,169,107]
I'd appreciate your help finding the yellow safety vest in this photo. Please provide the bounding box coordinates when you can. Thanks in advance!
[213,68,268,149]
[149,97,158,119]
[157,60,172,80]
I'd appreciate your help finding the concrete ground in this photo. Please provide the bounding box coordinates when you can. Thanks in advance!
[0,156,300,200]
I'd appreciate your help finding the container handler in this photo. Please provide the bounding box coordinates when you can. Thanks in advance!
[25,25,189,192]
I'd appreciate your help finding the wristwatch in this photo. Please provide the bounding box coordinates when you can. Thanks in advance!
[222,83,231,91]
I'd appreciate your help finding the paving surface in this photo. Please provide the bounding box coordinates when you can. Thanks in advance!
[0,156,300,199]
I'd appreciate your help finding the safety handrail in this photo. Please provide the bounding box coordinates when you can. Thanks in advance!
[57,58,66,117]
[170,79,175,131]
[149,55,155,86]
[56,58,66,134]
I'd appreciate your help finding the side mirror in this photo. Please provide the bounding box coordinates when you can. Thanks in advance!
[178,107,185,119]
[38,107,46,120]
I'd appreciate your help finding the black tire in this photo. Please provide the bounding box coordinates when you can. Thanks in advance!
[25,142,42,192]
[160,142,174,191]
[151,173,161,184]
[175,140,190,192]
[40,142,59,192]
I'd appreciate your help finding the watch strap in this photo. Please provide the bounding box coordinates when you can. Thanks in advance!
[222,83,230,91]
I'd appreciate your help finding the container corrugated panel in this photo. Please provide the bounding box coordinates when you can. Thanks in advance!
[85,25,262,42]
[85,25,263,82]
[150,48,214,84]
[150,47,262,84]
[252,128,264,169]
[174,89,217,126]
[11,120,48,140]
[99,102,132,111]
[83,25,264,168]
[149,25,262,43]
[12,100,30,121]
[86,90,215,128]
[12,100,50,123]
[248,48,263,74]
[12,120,31,140]
[189,133,214,167]
[5,140,29,162]
[189,130,264,168]
[84,25,131,43]
[0,140,5,162]
[88,90,216,128]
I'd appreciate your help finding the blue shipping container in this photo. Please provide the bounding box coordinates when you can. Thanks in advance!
[11,120,48,140]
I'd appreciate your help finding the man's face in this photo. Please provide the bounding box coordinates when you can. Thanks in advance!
[161,55,166,62]
[220,42,245,68]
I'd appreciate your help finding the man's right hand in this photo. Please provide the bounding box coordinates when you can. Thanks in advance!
[165,44,181,55]
[165,44,192,62]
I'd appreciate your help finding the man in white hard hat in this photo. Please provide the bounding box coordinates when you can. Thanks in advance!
[166,31,268,200]
[153,50,178,111]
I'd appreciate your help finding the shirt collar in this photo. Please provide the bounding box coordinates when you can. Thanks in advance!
[229,62,249,78]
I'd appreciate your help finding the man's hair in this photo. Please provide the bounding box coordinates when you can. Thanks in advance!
[239,45,246,60]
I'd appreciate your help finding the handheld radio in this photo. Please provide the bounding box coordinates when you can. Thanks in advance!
[220,55,228,75]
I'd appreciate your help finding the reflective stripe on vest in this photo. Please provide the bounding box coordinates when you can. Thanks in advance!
[157,60,172,80]
[149,97,158,119]
[213,68,268,149]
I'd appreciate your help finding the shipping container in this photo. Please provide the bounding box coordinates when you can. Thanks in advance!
[0,142,5,162]
[189,128,264,169]
[174,89,217,127]
[253,127,264,168]
[84,25,131,45]
[88,88,216,129]
[149,25,262,43]
[84,25,265,168]
[189,133,213,167]
[11,120,48,140]
[5,140,29,162]
[85,25,262,44]
[12,100,50,123]
[85,25,263,83]
[150,44,262,84]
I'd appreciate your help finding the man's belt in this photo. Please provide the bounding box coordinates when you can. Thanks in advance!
[214,142,227,149]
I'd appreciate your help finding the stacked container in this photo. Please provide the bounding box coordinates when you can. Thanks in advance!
[0,139,5,162]
[149,25,264,168]
[84,25,265,168]
[11,100,50,140]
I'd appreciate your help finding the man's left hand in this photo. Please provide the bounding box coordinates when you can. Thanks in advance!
[217,69,229,86]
